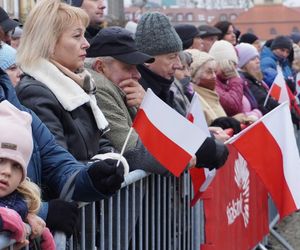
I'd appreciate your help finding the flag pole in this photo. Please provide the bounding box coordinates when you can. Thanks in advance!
[263,83,274,107]
[117,127,134,167]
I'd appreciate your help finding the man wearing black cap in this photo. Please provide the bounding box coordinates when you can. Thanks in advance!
[85,26,169,175]
[69,0,106,40]
[0,7,20,45]
[198,24,221,52]
[174,24,203,50]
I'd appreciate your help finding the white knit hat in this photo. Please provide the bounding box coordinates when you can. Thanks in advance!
[0,101,33,181]
[209,40,238,65]
[186,49,214,78]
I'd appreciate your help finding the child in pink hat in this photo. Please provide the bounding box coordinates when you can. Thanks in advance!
[0,100,55,249]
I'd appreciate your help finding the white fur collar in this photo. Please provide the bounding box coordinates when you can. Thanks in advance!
[22,58,109,130]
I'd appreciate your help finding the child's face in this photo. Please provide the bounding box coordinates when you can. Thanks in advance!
[0,158,23,197]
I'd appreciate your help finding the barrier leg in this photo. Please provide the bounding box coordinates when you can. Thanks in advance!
[270,228,294,250]
[269,214,294,250]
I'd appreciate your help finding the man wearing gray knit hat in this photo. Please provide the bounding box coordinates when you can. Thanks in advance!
[135,12,229,172]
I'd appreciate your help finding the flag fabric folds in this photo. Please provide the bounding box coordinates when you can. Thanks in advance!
[264,66,289,105]
[132,89,208,177]
[230,102,300,218]
[186,93,216,205]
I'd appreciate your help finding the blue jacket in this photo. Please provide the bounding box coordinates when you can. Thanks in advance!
[0,69,106,217]
[260,46,294,89]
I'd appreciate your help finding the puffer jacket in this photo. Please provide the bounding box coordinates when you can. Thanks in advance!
[16,74,111,162]
[260,46,295,92]
[0,69,107,217]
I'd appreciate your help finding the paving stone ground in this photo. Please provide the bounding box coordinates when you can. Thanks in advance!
[268,211,300,250]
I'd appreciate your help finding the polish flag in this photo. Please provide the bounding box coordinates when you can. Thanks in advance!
[229,102,300,218]
[264,66,289,106]
[132,89,208,177]
[186,93,216,205]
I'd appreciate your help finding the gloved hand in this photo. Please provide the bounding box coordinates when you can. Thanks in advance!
[211,117,241,135]
[92,152,130,176]
[87,159,124,196]
[46,199,79,237]
[0,207,27,242]
[195,137,229,170]
[40,227,55,250]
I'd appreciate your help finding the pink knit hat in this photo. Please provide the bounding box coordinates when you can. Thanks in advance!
[0,101,33,181]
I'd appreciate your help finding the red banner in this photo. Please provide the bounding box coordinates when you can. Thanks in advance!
[201,145,269,250]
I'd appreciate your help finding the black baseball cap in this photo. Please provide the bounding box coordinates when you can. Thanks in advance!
[0,7,20,33]
[198,25,221,38]
[86,26,154,65]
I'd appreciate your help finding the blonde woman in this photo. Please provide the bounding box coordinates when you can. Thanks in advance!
[16,0,124,170]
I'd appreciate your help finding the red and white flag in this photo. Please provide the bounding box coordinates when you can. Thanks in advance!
[264,66,289,105]
[229,102,300,219]
[186,93,216,205]
[132,89,208,177]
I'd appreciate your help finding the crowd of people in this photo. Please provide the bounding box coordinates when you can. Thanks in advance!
[0,0,299,248]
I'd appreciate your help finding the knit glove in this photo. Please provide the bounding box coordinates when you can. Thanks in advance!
[195,137,229,170]
[87,159,125,196]
[46,199,79,238]
[211,117,241,135]
[0,207,27,242]
[40,227,55,250]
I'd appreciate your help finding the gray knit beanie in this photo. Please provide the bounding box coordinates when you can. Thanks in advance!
[135,12,182,56]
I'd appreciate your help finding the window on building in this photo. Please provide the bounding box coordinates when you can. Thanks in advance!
[270,28,277,35]
[176,13,184,21]
[186,13,193,21]
[230,14,237,21]
[292,27,299,33]
[198,14,205,21]
[247,28,254,34]
[219,14,227,21]
[166,13,173,21]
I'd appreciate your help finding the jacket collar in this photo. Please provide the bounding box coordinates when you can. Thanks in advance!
[21,58,109,131]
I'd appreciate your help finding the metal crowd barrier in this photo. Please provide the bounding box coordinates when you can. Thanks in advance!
[55,169,203,250]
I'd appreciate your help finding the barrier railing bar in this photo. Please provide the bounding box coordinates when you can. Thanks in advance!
[139,179,143,250]
[151,174,155,250]
[156,175,161,250]
[145,177,149,250]
[178,177,182,250]
[108,198,113,250]
[173,176,177,250]
[81,206,86,250]
[132,182,136,250]
[100,200,105,250]
[168,177,172,249]
[125,186,129,250]
[162,178,167,250]
[116,191,121,250]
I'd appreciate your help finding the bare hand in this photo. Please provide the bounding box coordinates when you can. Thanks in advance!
[119,79,145,108]
[208,126,230,142]
[13,239,29,250]
[26,213,46,239]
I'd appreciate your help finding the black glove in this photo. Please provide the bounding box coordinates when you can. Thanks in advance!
[211,117,241,134]
[46,199,79,237]
[195,137,229,170]
[87,159,124,196]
